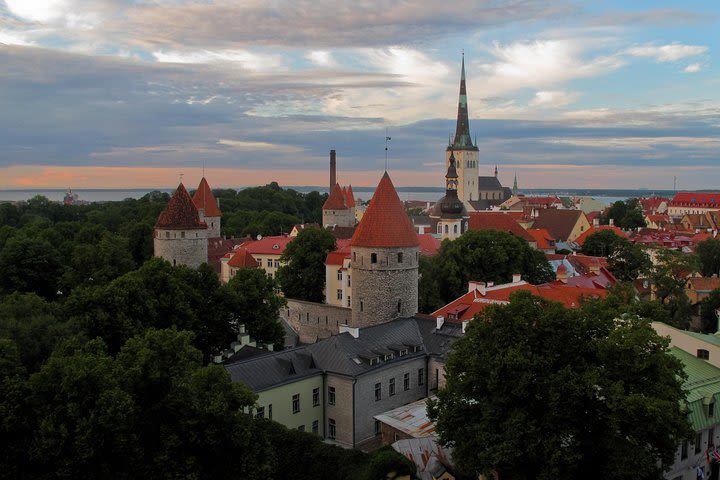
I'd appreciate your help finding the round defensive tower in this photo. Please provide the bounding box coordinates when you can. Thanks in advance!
[192,177,222,238]
[154,183,208,268]
[350,172,419,328]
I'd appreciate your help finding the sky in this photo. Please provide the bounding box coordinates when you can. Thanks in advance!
[0,0,719,190]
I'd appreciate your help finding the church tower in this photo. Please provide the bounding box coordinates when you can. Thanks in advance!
[350,172,419,328]
[431,152,468,240]
[446,54,479,209]
[154,183,208,268]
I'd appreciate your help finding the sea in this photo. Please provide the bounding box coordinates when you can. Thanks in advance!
[0,187,679,207]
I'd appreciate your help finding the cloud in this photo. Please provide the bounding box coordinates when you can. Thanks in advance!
[684,63,702,73]
[306,50,336,67]
[624,43,707,62]
[152,49,285,72]
[529,90,579,108]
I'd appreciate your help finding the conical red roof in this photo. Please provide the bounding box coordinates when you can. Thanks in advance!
[350,172,419,248]
[192,177,221,217]
[227,248,258,268]
[155,183,207,230]
[323,183,347,210]
[345,185,356,208]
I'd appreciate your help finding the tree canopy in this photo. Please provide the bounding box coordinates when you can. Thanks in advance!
[581,229,651,281]
[428,290,691,480]
[696,238,720,278]
[419,229,555,312]
[276,227,337,302]
[602,198,646,229]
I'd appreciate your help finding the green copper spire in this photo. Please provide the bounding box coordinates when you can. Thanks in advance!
[513,171,518,195]
[449,53,478,151]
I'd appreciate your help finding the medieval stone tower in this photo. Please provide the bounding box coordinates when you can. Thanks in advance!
[192,177,221,238]
[322,183,356,227]
[350,172,419,328]
[447,54,479,208]
[430,151,469,240]
[154,183,208,268]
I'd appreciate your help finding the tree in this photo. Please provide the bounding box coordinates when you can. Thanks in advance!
[582,230,651,281]
[225,268,286,349]
[699,289,720,333]
[429,291,691,480]
[696,238,720,277]
[603,198,645,229]
[419,230,554,311]
[649,249,699,329]
[276,228,336,302]
[0,234,62,299]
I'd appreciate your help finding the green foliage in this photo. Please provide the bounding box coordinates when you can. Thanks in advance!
[696,238,720,277]
[603,198,646,229]
[419,230,554,312]
[581,230,651,281]
[0,234,62,299]
[277,227,337,302]
[429,290,691,480]
[699,289,720,333]
[649,249,699,329]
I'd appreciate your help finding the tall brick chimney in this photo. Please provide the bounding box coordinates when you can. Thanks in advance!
[329,149,337,191]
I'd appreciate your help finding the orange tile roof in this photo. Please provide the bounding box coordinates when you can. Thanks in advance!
[687,277,720,292]
[155,183,207,230]
[227,248,259,268]
[526,228,555,249]
[417,234,441,256]
[192,177,221,217]
[241,235,293,255]
[345,185,356,208]
[323,183,348,210]
[531,209,586,242]
[350,172,419,248]
[671,192,720,208]
[573,225,627,246]
[468,212,535,243]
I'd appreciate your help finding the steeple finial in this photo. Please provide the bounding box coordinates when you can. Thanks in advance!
[494,165,498,177]
[449,52,477,151]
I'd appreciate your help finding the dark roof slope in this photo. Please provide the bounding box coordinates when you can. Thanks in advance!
[225,347,321,391]
[532,209,585,242]
[155,183,207,230]
[477,176,503,190]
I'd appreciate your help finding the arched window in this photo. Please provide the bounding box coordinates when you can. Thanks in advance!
[437,224,442,234]
[444,225,449,234]
[397,252,403,263]
[453,224,458,234]
[371,253,377,264]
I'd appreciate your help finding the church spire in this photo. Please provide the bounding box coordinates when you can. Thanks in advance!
[513,171,518,195]
[450,53,477,151]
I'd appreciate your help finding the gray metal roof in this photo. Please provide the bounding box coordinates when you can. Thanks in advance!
[477,176,503,190]
[225,347,322,391]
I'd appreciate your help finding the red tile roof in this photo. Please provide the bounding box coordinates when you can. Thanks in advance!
[687,277,720,292]
[524,196,562,206]
[640,197,668,213]
[345,185,356,208]
[573,225,627,247]
[350,172,419,248]
[432,280,608,323]
[670,192,720,208]
[192,177,221,217]
[323,183,348,210]
[325,239,352,265]
[417,234,441,256]
[241,235,293,255]
[227,247,259,268]
[155,183,207,230]
[526,228,555,250]
[468,212,535,243]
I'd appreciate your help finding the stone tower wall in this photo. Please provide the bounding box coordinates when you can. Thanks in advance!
[323,208,355,227]
[197,209,221,238]
[154,228,208,268]
[350,245,418,328]
[447,149,479,206]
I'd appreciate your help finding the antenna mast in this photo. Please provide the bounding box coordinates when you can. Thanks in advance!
[385,128,391,171]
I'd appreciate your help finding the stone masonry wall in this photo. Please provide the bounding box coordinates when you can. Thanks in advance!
[154,228,208,268]
[323,208,355,227]
[281,299,351,344]
[350,246,418,328]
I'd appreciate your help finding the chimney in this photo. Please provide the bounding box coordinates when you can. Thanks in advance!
[512,273,522,283]
[593,218,599,227]
[556,263,569,283]
[339,324,359,338]
[266,343,274,352]
[461,320,469,334]
[609,218,614,226]
[589,259,600,274]
[329,149,337,191]
[436,316,445,330]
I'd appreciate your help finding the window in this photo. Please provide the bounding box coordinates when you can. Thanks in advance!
[698,349,710,360]
[418,368,425,386]
[397,300,402,313]
[337,270,343,281]
[681,440,688,460]
[375,382,381,401]
[397,252,403,263]
[274,260,280,268]
[298,425,305,432]
[256,406,264,419]
[328,418,336,439]
[360,301,363,312]
[267,259,272,267]
[353,252,356,261]
[374,420,381,435]
[404,373,410,391]
[269,404,272,420]
[444,225,448,234]
[710,401,716,418]
[181,231,185,238]
[312,420,319,434]
[292,394,300,414]
[347,276,351,287]
[371,253,377,264]
[389,378,396,396]
[328,386,336,405]
[165,231,169,238]
[337,289,343,300]
[453,224,458,234]
[313,387,320,407]
[398,349,408,357]
[696,431,703,454]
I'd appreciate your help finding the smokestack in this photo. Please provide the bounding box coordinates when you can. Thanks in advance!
[330,149,337,191]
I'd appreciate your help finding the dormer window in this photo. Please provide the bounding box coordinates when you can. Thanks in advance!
[398,349,408,357]
[698,349,710,360]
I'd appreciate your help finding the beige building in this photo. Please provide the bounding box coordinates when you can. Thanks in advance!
[325,243,352,307]
[240,235,292,278]
[531,209,591,243]
[219,247,259,284]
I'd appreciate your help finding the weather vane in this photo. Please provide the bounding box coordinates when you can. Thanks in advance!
[179,172,184,184]
[385,128,391,171]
